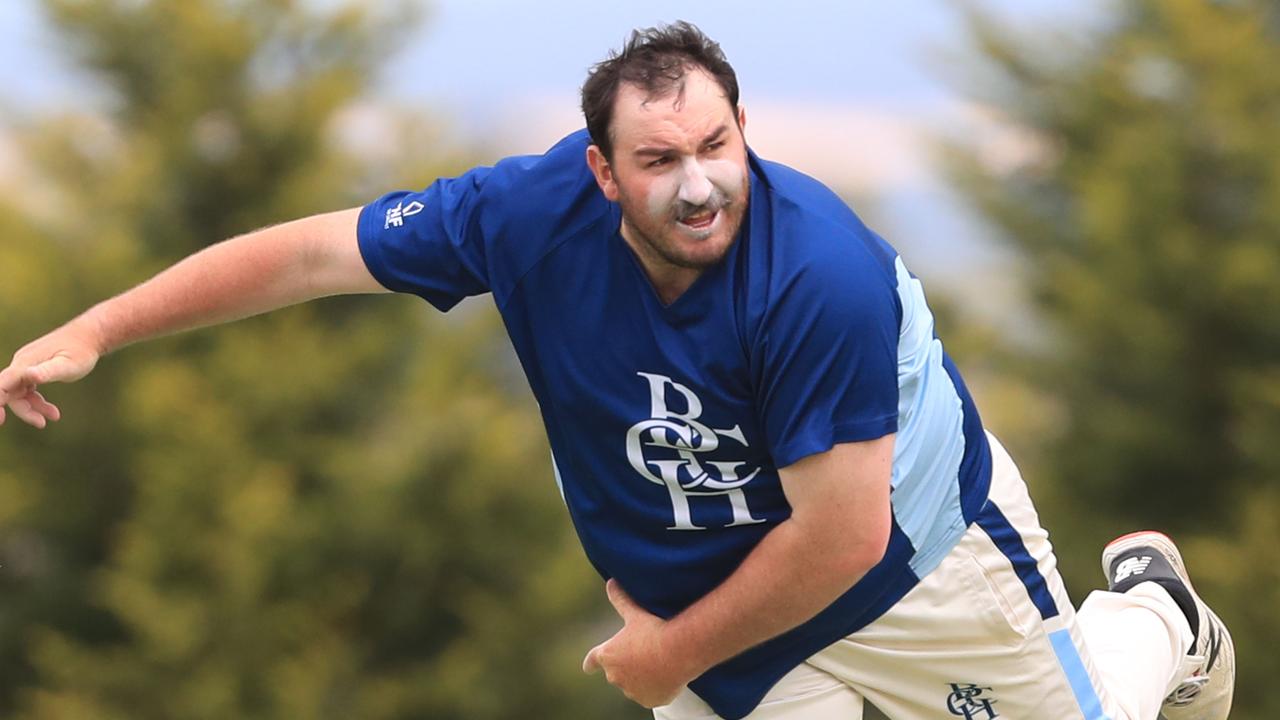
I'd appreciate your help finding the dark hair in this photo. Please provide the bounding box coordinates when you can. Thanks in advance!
[581,21,740,160]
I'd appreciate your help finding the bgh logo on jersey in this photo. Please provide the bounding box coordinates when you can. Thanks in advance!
[625,372,766,531]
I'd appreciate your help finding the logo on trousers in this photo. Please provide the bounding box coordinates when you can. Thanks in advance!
[946,683,998,719]
[625,372,765,531]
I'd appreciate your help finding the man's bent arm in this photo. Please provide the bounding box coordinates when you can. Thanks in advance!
[0,207,385,427]
[584,434,893,707]
[660,434,894,678]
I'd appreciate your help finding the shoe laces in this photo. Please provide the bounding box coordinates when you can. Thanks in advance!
[1165,674,1209,707]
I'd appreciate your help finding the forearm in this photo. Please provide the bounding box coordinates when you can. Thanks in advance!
[660,517,879,680]
[73,208,376,354]
[583,431,892,710]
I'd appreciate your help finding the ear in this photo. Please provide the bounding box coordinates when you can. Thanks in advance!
[737,105,747,136]
[586,145,620,202]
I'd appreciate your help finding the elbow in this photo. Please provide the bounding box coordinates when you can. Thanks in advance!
[834,508,892,578]
[861,521,892,572]
[846,526,890,578]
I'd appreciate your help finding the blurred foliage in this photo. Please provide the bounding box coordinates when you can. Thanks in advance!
[0,1,640,718]
[947,0,1280,716]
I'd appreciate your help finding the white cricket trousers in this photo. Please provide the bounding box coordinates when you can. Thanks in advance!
[654,433,1194,720]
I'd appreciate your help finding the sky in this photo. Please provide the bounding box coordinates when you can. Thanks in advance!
[0,0,1105,318]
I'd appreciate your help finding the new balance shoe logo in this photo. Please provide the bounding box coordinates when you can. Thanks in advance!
[1114,555,1153,583]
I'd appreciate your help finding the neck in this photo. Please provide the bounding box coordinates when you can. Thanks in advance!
[619,223,704,305]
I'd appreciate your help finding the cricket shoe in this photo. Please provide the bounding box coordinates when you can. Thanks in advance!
[1102,531,1234,720]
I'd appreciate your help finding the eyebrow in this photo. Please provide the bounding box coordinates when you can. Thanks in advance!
[633,124,729,157]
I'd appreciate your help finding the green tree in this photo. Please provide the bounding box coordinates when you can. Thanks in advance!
[0,1,639,718]
[948,0,1280,716]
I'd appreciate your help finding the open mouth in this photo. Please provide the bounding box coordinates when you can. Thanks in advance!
[679,209,718,231]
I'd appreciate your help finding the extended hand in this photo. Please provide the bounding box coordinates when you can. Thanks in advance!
[582,579,695,709]
[0,323,102,428]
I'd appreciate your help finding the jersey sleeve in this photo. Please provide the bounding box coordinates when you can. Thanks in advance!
[756,249,902,469]
[356,166,495,311]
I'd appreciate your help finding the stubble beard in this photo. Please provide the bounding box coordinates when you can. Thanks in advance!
[617,180,749,272]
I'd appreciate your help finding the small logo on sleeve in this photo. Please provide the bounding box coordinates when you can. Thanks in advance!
[384,200,424,229]
[946,683,999,719]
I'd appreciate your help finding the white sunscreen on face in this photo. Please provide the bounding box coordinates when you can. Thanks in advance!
[647,157,744,223]
[699,158,743,204]
[646,167,682,221]
[676,157,714,206]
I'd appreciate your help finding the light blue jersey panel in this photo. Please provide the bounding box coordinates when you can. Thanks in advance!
[890,256,968,577]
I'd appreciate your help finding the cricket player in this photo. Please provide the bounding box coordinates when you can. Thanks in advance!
[0,21,1234,720]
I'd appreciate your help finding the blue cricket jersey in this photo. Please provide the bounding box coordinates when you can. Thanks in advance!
[357,130,992,719]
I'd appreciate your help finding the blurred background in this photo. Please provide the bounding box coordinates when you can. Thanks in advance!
[1,1,1277,718]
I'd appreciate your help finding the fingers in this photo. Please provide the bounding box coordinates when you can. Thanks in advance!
[0,365,21,403]
[1,341,100,401]
[7,395,48,429]
[0,344,91,430]
[1,389,60,429]
[583,643,603,674]
[0,365,37,405]
[26,390,61,422]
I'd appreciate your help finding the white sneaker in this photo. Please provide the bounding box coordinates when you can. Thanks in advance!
[1102,531,1234,720]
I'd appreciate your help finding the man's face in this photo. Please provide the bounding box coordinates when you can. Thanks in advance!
[588,69,749,274]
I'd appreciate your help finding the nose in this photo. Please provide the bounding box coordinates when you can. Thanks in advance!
[677,158,713,206]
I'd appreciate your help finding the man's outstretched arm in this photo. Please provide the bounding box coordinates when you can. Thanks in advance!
[583,434,894,708]
[0,207,385,428]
